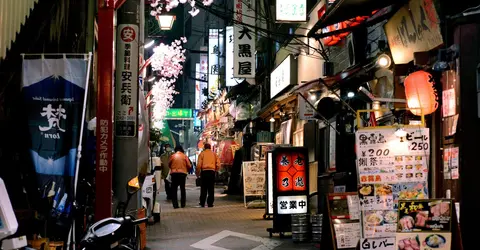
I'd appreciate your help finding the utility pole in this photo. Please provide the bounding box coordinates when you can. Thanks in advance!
[95,0,115,221]
[114,0,140,211]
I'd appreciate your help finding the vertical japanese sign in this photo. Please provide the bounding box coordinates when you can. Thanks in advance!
[271,147,309,232]
[200,52,208,105]
[234,0,255,78]
[22,57,87,219]
[208,29,221,98]
[195,63,201,109]
[355,127,430,246]
[226,26,237,86]
[115,24,139,137]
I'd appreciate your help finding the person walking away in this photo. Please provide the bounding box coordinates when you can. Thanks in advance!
[169,145,192,208]
[196,143,220,207]
[160,144,174,200]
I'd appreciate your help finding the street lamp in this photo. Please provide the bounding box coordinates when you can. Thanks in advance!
[156,15,176,30]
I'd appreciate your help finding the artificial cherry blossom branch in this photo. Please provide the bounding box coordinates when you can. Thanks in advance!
[150,0,214,17]
[149,37,188,129]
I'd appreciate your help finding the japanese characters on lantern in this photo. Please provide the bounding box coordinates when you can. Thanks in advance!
[404,70,438,116]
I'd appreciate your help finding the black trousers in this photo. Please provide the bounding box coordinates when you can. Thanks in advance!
[170,173,187,208]
[200,170,215,206]
[164,179,172,199]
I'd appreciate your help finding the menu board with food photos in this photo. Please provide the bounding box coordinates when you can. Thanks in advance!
[397,199,452,233]
[242,161,266,196]
[396,232,452,250]
[355,127,431,243]
[356,128,429,184]
[327,193,361,250]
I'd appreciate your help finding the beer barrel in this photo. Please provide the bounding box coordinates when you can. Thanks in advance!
[291,214,310,243]
[311,214,323,242]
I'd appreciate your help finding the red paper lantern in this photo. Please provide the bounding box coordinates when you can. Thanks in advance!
[404,70,438,116]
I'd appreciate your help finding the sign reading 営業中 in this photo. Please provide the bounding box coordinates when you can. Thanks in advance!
[275,0,307,22]
[277,195,308,214]
[115,24,139,137]
[385,0,443,64]
[233,0,255,78]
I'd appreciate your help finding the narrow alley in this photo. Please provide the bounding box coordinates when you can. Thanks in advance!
[146,177,317,250]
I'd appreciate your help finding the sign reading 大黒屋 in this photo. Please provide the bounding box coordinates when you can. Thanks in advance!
[233,0,255,78]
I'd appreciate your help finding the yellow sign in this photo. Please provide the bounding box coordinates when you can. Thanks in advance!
[385,0,443,64]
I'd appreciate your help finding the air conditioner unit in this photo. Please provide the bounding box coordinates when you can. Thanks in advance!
[346,30,367,67]
[346,33,356,67]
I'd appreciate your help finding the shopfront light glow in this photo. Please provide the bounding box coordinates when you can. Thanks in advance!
[377,54,392,68]
[395,127,407,138]
[404,70,438,116]
[156,15,176,30]
[144,40,155,49]
[347,91,355,98]
[147,76,156,82]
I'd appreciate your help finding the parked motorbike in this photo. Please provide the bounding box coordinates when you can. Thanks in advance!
[141,174,159,224]
[80,176,147,250]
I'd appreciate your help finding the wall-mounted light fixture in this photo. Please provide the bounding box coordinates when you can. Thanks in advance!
[377,54,392,68]
[156,14,176,30]
[395,126,407,137]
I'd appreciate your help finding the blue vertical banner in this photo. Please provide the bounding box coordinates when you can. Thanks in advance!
[22,58,87,219]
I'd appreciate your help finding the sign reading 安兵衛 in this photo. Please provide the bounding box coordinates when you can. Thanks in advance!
[115,24,139,137]
[270,55,296,98]
[234,0,255,78]
[275,0,307,22]
[165,109,193,120]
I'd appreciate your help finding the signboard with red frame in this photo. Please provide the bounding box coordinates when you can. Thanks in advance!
[270,147,309,233]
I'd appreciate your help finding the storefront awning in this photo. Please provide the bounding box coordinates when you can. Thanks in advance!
[257,92,298,120]
[226,80,251,99]
[307,0,407,38]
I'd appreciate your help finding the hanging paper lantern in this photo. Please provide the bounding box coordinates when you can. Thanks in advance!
[404,70,438,116]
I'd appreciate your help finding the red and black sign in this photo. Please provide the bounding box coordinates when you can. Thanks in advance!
[268,147,309,233]
[276,152,307,192]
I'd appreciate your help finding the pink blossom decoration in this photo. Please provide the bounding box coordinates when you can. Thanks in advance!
[149,38,188,125]
[150,0,215,17]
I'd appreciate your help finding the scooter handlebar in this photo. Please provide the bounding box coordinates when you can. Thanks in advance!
[132,217,148,225]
